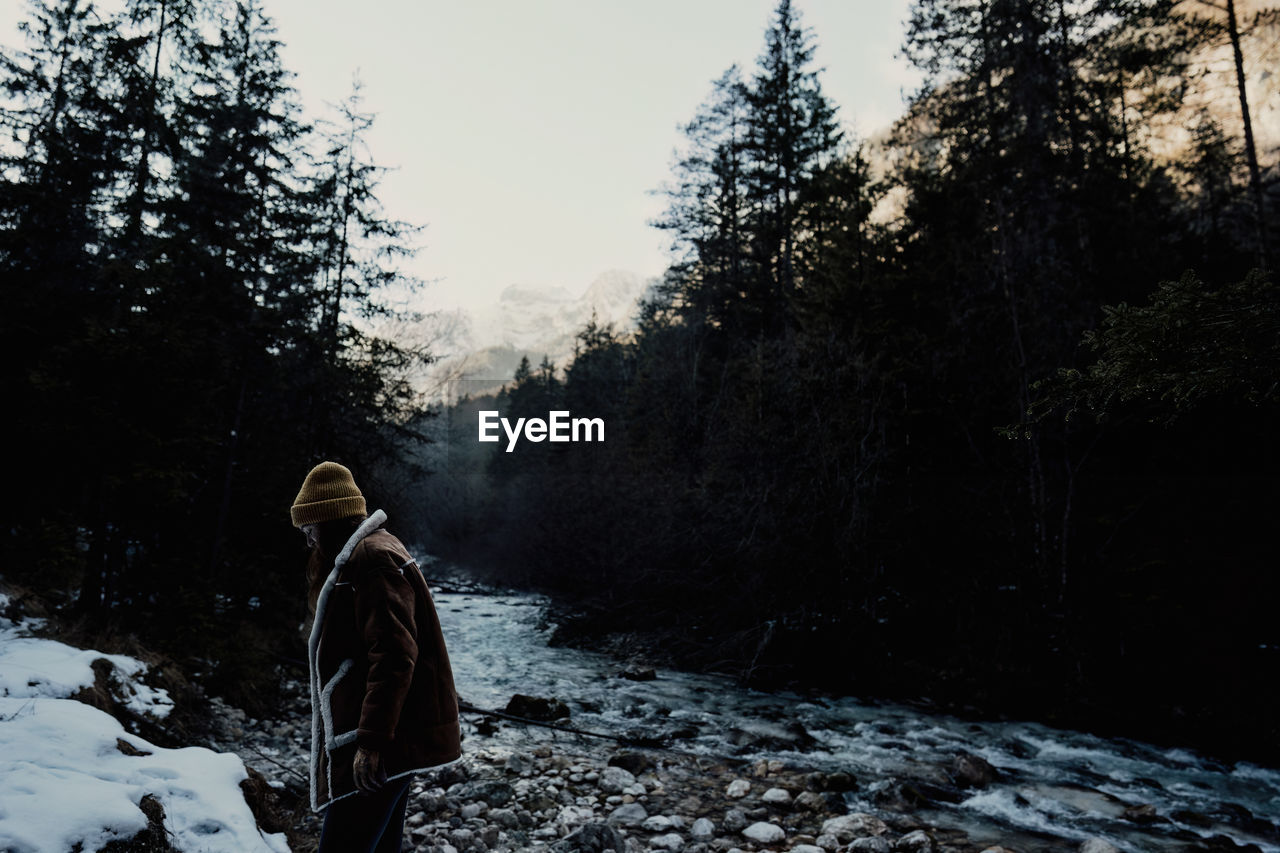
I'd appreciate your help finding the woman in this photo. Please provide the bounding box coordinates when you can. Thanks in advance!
[292,461,462,853]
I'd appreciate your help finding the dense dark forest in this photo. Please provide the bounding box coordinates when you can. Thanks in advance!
[3,0,1277,765]
[423,1,1280,763]
[0,0,433,705]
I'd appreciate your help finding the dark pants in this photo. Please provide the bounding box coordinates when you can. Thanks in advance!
[318,777,413,853]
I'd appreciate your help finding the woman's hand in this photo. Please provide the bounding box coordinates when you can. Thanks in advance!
[353,746,387,794]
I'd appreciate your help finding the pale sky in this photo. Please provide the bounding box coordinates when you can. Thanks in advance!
[3,0,920,317]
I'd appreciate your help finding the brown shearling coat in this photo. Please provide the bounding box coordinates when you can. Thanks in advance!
[307,510,461,810]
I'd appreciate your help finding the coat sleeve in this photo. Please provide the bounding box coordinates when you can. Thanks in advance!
[350,546,419,751]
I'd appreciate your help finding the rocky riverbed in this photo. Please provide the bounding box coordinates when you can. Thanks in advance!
[192,586,1277,853]
[206,677,1256,853]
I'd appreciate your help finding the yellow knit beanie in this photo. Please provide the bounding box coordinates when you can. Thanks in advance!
[290,461,366,527]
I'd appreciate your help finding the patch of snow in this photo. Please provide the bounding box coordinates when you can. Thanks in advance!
[0,697,289,853]
[0,613,173,719]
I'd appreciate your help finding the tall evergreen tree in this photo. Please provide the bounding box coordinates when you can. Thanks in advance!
[742,0,843,334]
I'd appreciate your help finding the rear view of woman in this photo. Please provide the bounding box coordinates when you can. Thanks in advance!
[292,461,462,853]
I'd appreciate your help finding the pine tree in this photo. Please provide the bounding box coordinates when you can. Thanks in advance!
[653,65,752,332]
[302,81,430,464]
[742,0,843,334]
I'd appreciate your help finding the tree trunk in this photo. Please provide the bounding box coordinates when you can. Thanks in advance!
[1225,0,1270,270]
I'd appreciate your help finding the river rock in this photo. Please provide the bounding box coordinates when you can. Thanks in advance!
[1078,840,1121,853]
[599,765,637,793]
[822,813,889,843]
[952,752,998,788]
[690,817,716,840]
[894,829,935,851]
[743,821,786,843]
[650,833,685,850]
[792,846,826,853]
[608,751,652,775]
[642,815,674,832]
[850,838,892,853]
[488,808,519,829]
[825,771,857,791]
[551,822,626,853]
[606,802,648,827]
[558,804,596,828]
[726,779,751,798]
[761,787,792,805]
[723,808,749,832]
[506,752,534,775]
[1122,803,1159,824]
[793,791,827,812]
[455,780,516,807]
[460,802,487,819]
[816,833,841,851]
[506,693,571,721]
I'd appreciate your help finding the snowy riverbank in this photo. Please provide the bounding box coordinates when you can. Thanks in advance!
[0,589,289,853]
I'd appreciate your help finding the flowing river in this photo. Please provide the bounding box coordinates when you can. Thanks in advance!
[433,587,1279,853]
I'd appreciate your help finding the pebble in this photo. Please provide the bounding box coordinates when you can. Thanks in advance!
[794,791,826,811]
[505,752,533,775]
[607,802,648,827]
[894,829,935,852]
[849,839,891,853]
[822,813,889,843]
[642,815,674,832]
[599,765,636,793]
[723,808,749,832]
[690,817,716,840]
[650,832,685,850]
[743,821,786,844]
[761,786,792,804]
[726,779,751,798]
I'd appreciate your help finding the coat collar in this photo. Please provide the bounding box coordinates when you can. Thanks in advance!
[333,509,387,570]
